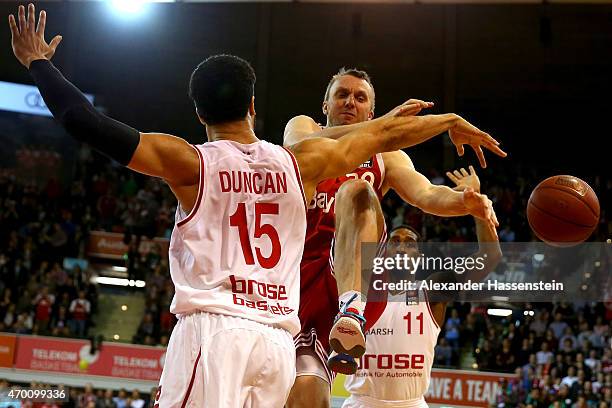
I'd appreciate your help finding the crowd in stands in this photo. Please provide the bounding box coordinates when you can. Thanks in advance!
[0,146,175,341]
[431,301,612,407]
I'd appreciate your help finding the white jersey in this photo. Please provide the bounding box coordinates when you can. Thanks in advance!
[345,289,441,403]
[168,140,307,336]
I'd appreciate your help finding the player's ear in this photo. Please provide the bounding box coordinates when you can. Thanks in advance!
[322,100,329,116]
[367,110,374,120]
[195,108,206,126]
[249,96,256,117]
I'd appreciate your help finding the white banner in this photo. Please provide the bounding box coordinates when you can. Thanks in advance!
[0,81,94,117]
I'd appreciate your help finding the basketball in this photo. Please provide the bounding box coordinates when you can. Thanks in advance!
[527,175,600,246]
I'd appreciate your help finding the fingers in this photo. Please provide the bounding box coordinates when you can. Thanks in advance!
[490,202,499,227]
[483,142,508,158]
[8,14,19,38]
[404,99,434,109]
[453,169,463,179]
[36,10,46,37]
[49,35,62,52]
[18,5,26,34]
[460,168,469,177]
[395,103,422,117]
[396,100,433,116]
[446,171,460,185]
[473,145,487,168]
[27,3,35,32]
[455,143,465,157]
[468,165,476,176]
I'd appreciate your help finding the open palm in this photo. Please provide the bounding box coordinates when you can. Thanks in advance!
[8,4,62,68]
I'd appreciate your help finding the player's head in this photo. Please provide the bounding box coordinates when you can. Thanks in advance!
[384,224,421,286]
[189,54,256,126]
[387,224,421,258]
[323,67,375,127]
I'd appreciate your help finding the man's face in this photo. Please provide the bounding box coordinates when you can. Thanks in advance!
[387,228,420,259]
[323,75,374,126]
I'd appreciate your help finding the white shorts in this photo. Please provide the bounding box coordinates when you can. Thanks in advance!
[342,395,428,408]
[156,311,296,408]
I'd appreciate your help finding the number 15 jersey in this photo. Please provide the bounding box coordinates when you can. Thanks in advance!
[168,140,307,336]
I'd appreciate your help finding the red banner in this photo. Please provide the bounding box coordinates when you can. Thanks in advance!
[426,368,516,407]
[14,335,165,382]
[0,334,16,367]
[86,231,169,260]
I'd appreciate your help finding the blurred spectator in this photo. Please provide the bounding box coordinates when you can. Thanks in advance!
[32,286,55,333]
[549,312,570,340]
[78,383,97,407]
[537,342,554,366]
[69,290,91,338]
[444,309,461,351]
[129,390,145,408]
[96,389,117,408]
[434,338,453,366]
[113,389,129,408]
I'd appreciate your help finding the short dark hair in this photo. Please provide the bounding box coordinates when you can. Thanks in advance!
[389,224,421,241]
[323,67,375,112]
[189,54,256,125]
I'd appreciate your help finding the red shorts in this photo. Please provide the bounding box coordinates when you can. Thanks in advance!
[295,257,339,352]
[294,225,388,383]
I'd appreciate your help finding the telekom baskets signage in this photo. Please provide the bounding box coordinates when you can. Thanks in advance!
[86,231,169,260]
[14,335,165,382]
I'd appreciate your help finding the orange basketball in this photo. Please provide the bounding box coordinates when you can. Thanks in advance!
[527,175,600,246]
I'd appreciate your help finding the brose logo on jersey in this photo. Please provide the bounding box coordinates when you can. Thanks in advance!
[358,353,426,370]
[230,275,294,316]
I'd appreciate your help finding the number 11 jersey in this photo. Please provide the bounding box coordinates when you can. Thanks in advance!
[168,140,307,336]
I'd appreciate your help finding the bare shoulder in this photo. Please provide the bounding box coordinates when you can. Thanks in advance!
[286,115,318,128]
[284,115,322,146]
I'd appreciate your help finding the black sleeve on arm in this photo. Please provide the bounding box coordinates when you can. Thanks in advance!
[28,59,140,166]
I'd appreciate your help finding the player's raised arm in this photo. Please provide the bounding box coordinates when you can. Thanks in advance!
[290,101,497,197]
[383,150,499,234]
[283,99,432,146]
[8,4,199,187]
[447,166,503,280]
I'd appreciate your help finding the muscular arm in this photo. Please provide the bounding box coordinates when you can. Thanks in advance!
[283,115,373,146]
[283,99,431,146]
[289,113,460,199]
[383,151,469,217]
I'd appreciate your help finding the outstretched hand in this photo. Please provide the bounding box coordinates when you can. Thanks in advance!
[448,116,507,168]
[447,166,480,193]
[9,3,62,68]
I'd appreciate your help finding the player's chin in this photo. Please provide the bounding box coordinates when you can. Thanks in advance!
[333,115,360,126]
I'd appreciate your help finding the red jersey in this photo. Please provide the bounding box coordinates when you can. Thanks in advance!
[296,154,386,360]
[302,153,386,269]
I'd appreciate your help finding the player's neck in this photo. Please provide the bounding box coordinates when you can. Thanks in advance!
[206,121,259,144]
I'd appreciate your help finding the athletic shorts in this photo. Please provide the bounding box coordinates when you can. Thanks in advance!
[155,311,295,408]
[295,224,388,386]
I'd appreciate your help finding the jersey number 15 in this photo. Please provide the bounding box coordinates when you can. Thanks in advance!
[230,202,281,269]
